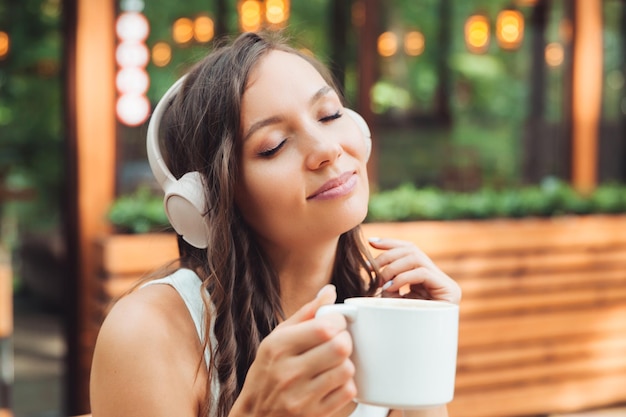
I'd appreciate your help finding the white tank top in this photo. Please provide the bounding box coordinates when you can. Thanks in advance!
[142,268,389,417]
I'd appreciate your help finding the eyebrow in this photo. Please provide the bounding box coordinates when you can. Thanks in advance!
[243,85,333,142]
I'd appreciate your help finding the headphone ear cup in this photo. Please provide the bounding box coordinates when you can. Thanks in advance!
[162,171,209,249]
[345,108,372,161]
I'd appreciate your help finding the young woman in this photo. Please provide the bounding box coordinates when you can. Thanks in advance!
[90,31,461,417]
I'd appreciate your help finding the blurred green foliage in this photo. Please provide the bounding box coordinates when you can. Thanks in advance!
[367,178,626,222]
[107,186,170,234]
[0,0,63,233]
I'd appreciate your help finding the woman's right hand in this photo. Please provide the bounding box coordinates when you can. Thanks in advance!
[231,285,357,417]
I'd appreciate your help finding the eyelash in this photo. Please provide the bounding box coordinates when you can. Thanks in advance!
[320,111,342,123]
[257,111,343,157]
[259,140,286,157]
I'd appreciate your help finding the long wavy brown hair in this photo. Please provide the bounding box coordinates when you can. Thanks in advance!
[157,31,378,417]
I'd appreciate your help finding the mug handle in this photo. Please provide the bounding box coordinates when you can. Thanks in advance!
[315,304,358,322]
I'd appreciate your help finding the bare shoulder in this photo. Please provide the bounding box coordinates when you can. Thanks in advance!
[90,283,207,417]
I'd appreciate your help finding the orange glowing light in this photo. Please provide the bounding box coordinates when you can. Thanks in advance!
[465,14,490,54]
[194,15,214,43]
[545,42,564,67]
[173,17,194,44]
[404,31,425,56]
[377,32,398,57]
[266,0,289,26]
[496,9,524,50]
[0,31,9,59]
[239,0,262,32]
[151,41,172,67]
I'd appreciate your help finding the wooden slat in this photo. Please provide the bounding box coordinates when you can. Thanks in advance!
[362,215,626,255]
[457,333,626,370]
[95,233,178,275]
[458,268,626,296]
[459,285,626,317]
[436,245,626,278]
[458,304,626,348]
[456,352,626,390]
[448,373,626,417]
[100,274,144,299]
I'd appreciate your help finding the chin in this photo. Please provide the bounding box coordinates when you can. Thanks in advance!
[339,199,369,234]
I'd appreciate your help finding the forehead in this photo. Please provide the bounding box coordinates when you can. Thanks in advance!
[244,50,327,99]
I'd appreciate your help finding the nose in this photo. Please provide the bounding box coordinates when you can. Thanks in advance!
[303,126,343,170]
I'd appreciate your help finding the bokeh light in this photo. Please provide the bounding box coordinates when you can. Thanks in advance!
[173,17,194,44]
[116,12,149,42]
[496,9,524,50]
[239,0,262,32]
[193,15,214,43]
[545,42,564,67]
[115,41,149,68]
[404,31,425,56]
[465,14,490,53]
[377,31,398,57]
[116,94,151,126]
[151,41,172,67]
[266,0,289,25]
[116,67,150,95]
[0,31,9,60]
[116,10,150,127]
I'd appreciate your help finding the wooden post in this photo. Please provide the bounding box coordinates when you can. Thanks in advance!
[571,0,603,193]
[64,0,116,413]
[356,0,380,190]
[0,246,13,417]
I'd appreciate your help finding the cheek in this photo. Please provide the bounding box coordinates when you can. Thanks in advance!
[236,165,301,227]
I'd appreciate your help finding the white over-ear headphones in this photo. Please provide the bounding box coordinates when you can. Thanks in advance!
[146,75,372,249]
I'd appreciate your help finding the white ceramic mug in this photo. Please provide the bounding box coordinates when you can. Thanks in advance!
[316,297,459,409]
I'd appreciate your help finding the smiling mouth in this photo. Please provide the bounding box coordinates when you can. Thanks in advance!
[307,171,358,200]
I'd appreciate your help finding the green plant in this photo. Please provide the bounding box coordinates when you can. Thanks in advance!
[367,178,626,222]
[107,186,170,234]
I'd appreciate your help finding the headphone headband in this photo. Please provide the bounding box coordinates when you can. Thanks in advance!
[146,75,188,188]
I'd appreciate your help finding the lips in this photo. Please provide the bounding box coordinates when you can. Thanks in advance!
[307,171,358,200]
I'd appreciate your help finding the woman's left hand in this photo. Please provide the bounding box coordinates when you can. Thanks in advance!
[368,237,461,305]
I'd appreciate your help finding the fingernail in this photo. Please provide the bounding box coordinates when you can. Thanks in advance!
[368,237,381,242]
[382,280,393,291]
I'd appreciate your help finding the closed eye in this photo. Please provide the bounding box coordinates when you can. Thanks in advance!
[258,139,287,157]
[319,111,342,123]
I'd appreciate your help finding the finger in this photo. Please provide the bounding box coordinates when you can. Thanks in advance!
[370,240,435,271]
[319,378,358,416]
[375,251,420,282]
[368,237,412,250]
[387,267,461,304]
[306,329,353,378]
[268,312,348,357]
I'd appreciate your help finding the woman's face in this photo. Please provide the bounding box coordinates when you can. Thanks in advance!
[236,50,370,249]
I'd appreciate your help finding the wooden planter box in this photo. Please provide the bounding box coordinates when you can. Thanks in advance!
[90,215,626,417]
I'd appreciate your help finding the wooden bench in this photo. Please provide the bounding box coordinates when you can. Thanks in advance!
[363,215,626,417]
[90,215,626,417]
